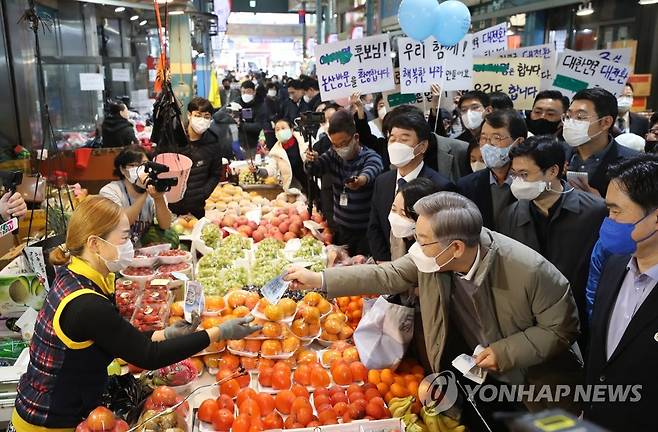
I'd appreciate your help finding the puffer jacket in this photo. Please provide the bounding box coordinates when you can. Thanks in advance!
[101,115,137,148]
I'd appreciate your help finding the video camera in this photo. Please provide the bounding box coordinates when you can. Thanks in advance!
[142,161,178,193]
[0,171,23,194]
[296,111,325,141]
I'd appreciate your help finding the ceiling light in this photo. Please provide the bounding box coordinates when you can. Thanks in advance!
[169,10,185,15]
[114,6,125,13]
[249,0,256,7]
[139,20,148,26]
[639,0,658,4]
[582,28,593,33]
[576,2,594,16]
[130,15,139,21]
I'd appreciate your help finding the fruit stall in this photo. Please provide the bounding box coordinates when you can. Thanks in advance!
[5,181,468,432]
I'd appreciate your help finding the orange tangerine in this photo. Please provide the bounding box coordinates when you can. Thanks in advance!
[380,369,395,386]
[390,383,410,398]
[376,382,389,396]
[368,370,381,385]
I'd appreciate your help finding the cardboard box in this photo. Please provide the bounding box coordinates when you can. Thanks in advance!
[629,74,652,97]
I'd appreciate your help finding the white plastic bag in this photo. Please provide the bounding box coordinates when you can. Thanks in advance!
[353,296,414,370]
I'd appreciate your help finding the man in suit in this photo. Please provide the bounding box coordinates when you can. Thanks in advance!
[499,135,607,348]
[564,88,639,198]
[614,83,649,137]
[586,155,658,431]
[457,109,528,230]
[367,109,456,262]
[219,78,240,106]
[301,78,322,112]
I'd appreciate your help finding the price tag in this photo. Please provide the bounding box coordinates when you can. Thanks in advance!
[23,246,50,292]
[184,281,204,323]
[261,273,290,305]
[0,217,18,238]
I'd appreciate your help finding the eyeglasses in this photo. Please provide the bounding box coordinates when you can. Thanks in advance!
[479,134,511,146]
[562,113,594,122]
[413,229,439,247]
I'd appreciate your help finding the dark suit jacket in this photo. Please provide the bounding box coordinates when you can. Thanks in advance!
[457,168,516,230]
[585,254,658,431]
[498,187,607,342]
[367,165,456,261]
[629,112,649,137]
[567,139,639,198]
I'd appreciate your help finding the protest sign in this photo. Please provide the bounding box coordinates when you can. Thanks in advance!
[382,68,432,111]
[499,43,556,90]
[396,35,473,93]
[584,47,632,65]
[473,57,542,110]
[472,23,507,57]
[552,49,630,98]
[315,34,395,100]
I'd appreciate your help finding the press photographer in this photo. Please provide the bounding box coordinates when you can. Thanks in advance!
[99,146,172,245]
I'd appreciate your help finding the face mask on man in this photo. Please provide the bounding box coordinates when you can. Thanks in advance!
[388,212,415,239]
[408,241,455,273]
[388,142,419,168]
[617,96,633,113]
[303,95,311,103]
[267,89,277,98]
[190,117,212,135]
[276,128,293,143]
[334,141,356,160]
[124,167,139,184]
[562,118,603,147]
[462,110,484,131]
[597,212,657,255]
[510,177,549,201]
[481,143,512,169]
[96,237,134,273]
[241,93,254,104]
[526,117,560,136]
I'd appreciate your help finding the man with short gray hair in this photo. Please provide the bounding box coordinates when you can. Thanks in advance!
[286,191,583,417]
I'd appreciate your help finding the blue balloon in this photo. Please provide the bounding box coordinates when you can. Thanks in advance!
[398,0,439,42]
[433,0,471,47]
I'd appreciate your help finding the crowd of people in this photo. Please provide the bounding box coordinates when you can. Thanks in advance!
[90,71,658,431]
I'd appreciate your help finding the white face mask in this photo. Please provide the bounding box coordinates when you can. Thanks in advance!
[388,212,415,239]
[267,89,277,98]
[388,142,418,168]
[97,237,134,273]
[303,95,311,103]
[617,96,633,112]
[378,106,387,119]
[562,118,602,147]
[190,117,212,135]
[365,103,374,111]
[241,93,254,104]
[125,167,139,184]
[510,177,548,201]
[408,241,455,273]
[276,128,293,143]
[462,110,484,131]
[470,161,487,172]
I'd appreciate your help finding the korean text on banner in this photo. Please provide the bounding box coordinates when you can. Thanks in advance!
[473,57,542,110]
[552,49,630,98]
[382,68,432,111]
[396,35,473,93]
[583,47,632,65]
[315,34,395,101]
[472,23,508,57]
[499,43,556,91]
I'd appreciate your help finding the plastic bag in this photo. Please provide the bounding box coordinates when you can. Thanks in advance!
[143,359,197,387]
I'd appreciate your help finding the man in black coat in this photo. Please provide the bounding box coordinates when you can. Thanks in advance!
[614,83,649,137]
[169,97,228,218]
[457,109,528,230]
[301,78,322,112]
[367,109,456,261]
[586,155,658,432]
[564,88,639,198]
[281,79,304,124]
[235,80,267,158]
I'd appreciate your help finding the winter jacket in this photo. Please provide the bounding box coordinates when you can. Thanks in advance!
[236,98,268,151]
[101,115,137,148]
[264,131,309,190]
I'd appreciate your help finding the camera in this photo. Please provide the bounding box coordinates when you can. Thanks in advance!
[296,111,325,141]
[143,161,178,192]
[0,171,23,194]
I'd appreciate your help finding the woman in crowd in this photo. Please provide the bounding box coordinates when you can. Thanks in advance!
[12,196,260,432]
[99,146,172,245]
[255,118,309,193]
[466,140,486,173]
[101,101,137,148]
[388,178,442,260]
[368,94,387,139]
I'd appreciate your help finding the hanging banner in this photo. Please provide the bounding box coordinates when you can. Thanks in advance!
[382,68,432,111]
[396,35,473,93]
[79,73,104,91]
[552,49,630,98]
[315,34,395,101]
[111,68,130,82]
[499,43,557,91]
[472,23,508,57]
[473,57,542,110]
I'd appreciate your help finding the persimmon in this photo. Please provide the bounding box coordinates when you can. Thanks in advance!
[261,411,283,430]
[245,339,262,353]
[293,363,311,386]
[348,391,366,403]
[232,415,250,432]
[236,388,257,407]
[239,398,261,418]
[219,353,240,371]
[334,401,349,417]
[216,394,235,412]
[313,394,331,410]
[219,379,240,398]
[343,347,360,363]
[261,340,282,356]
[274,389,295,414]
[262,322,282,338]
[212,408,234,432]
[291,383,310,398]
[310,366,331,388]
[254,393,275,416]
[258,367,273,388]
[297,406,314,426]
[198,399,219,423]
[350,361,368,382]
[271,367,292,390]
[282,336,300,353]
[318,408,338,425]
[331,392,349,405]
[332,363,353,385]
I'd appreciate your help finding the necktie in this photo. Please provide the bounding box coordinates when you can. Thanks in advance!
[617,117,625,132]
[397,178,407,190]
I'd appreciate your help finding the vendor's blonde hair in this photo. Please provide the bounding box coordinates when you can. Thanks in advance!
[49,196,123,266]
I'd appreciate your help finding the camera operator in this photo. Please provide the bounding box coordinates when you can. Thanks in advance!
[99,146,172,245]
[167,97,228,218]
[236,81,267,159]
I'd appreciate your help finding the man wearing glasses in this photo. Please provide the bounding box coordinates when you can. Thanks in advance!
[563,88,639,198]
[457,109,528,230]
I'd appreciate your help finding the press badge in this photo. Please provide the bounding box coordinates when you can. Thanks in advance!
[339,189,348,207]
